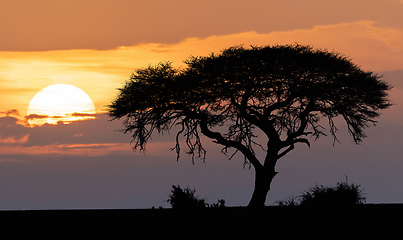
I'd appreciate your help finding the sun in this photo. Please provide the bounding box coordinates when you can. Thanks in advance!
[27,84,96,125]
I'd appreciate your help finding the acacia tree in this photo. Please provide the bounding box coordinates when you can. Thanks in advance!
[109,44,391,207]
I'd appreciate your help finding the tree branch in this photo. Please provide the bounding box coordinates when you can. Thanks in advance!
[285,99,315,142]
[230,95,280,144]
[277,145,295,159]
[277,138,310,160]
[198,113,263,169]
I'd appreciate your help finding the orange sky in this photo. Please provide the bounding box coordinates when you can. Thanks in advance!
[0,0,402,209]
[1,0,403,51]
[1,20,403,116]
[1,0,403,116]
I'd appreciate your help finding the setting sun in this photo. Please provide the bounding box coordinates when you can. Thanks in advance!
[1,0,403,210]
[27,84,96,125]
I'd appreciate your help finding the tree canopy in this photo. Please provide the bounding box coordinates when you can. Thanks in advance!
[109,44,391,207]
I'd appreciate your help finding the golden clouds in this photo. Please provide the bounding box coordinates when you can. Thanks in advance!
[0,21,402,116]
[0,135,29,144]
[0,143,129,158]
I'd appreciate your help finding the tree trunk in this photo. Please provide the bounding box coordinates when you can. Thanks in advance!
[248,167,278,208]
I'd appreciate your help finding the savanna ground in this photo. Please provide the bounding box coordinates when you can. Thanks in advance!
[2,203,402,234]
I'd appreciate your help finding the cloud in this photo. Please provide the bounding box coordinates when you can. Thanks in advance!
[25,114,56,120]
[2,20,403,117]
[0,143,129,158]
[0,116,30,140]
[25,112,97,126]
[0,113,134,158]
[1,0,402,51]
[0,109,20,117]
[0,111,214,160]
[71,112,97,117]
[0,135,29,144]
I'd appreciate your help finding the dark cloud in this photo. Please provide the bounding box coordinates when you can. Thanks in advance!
[71,112,97,117]
[0,113,132,148]
[3,109,19,116]
[25,113,97,119]
[25,114,55,120]
[0,109,20,118]
[0,116,29,141]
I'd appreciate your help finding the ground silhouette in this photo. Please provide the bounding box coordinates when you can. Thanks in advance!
[109,44,392,207]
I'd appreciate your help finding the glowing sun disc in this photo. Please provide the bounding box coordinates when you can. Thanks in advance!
[27,84,96,125]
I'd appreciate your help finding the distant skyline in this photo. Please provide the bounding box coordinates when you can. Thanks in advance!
[0,0,402,209]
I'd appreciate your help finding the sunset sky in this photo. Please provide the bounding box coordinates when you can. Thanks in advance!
[1,0,403,209]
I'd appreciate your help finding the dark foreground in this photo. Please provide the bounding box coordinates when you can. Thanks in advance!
[2,204,402,236]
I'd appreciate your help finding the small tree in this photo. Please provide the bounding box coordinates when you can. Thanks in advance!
[109,44,391,207]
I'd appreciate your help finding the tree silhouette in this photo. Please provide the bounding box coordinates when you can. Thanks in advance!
[109,44,391,208]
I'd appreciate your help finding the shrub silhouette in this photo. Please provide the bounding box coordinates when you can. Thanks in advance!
[276,178,366,207]
[275,195,300,207]
[300,181,366,206]
[209,199,226,208]
[166,185,207,209]
[166,185,226,209]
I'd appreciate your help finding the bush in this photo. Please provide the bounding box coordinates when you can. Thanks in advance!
[166,185,226,209]
[275,195,300,207]
[209,199,226,208]
[276,178,366,207]
[166,185,207,209]
[300,180,366,206]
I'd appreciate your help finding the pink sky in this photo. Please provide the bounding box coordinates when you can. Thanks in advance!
[0,0,402,209]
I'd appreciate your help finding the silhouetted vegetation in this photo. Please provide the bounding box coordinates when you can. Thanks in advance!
[209,199,226,208]
[276,178,366,207]
[166,185,207,209]
[275,195,300,207]
[300,181,366,206]
[109,44,391,207]
[166,185,225,209]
